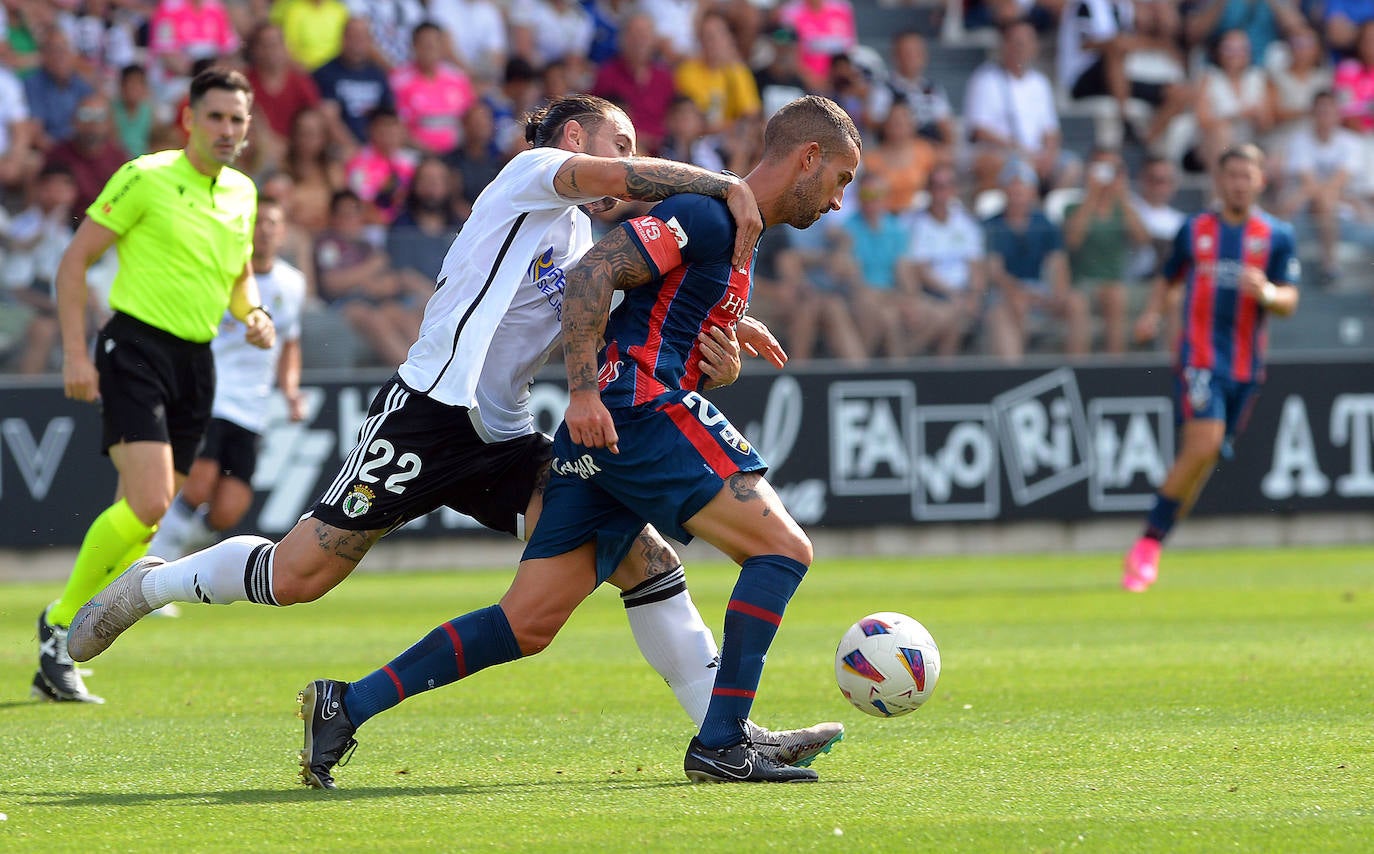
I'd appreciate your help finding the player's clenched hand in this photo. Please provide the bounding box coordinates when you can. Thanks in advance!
[723,179,762,270]
[566,389,619,454]
[244,308,276,350]
[698,324,742,389]
[736,315,787,369]
[63,352,99,403]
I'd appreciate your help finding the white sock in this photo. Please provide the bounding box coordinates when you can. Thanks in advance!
[143,535,278,608]
[147,495,198,562]
[621,566,719,727]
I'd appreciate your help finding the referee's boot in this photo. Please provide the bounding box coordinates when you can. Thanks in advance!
[34,608,104,704]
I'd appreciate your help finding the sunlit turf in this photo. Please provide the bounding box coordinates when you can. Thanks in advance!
[1,546,1370,851]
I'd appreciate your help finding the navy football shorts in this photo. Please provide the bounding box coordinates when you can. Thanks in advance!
[1174,367,1260,457]
[523,389,767,584]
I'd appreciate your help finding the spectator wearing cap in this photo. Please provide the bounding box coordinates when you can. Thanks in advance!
[674,10,761,136]
[592,12,676,155]
[866,30,955,152]
[314,17,396,146]
[777,0,857,88]
[983,160,1090,362]
[1062,147,1149,355]
[43,94,129,215]
[965,19,1075,193]
[754,27,812,120]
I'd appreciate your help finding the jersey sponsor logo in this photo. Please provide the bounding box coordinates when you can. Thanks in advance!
[631,217,661,243]
[598,357,623,386]
[551,454,601,480]
[341,483,376,518]
[664,216,689,248]
[529,247,556,281]
[530,247,568,318]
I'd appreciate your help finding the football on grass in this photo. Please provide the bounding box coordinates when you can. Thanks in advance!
[835,612,941,717]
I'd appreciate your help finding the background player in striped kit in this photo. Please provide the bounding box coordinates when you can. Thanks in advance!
[1123,144,1300,592]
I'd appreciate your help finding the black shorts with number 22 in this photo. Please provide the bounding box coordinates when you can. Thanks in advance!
[309,375,552,537]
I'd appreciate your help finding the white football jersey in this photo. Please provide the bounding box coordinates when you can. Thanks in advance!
[210,259,307,434]
[397,146,602,442]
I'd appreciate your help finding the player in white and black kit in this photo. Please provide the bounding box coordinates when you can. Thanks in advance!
[146,195,307,566]
[70,95,841,777]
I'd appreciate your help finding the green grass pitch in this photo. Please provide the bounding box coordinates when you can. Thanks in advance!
[1,546,1370,852]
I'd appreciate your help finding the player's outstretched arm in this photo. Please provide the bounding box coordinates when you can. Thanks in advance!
[561,227,658,454]
[554,156,760,269]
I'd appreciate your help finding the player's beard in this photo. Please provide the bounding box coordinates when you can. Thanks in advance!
[786,169,826,229]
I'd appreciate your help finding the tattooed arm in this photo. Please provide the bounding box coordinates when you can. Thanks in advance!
[560,227,658,454]
[554,156,761,269]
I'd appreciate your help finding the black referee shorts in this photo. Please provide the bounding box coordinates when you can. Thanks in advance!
[95,312,215,475]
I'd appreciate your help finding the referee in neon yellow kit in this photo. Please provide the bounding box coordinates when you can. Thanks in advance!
[38,67,274,703]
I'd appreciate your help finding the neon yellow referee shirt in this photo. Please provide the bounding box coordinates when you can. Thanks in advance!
[88,150,256,343]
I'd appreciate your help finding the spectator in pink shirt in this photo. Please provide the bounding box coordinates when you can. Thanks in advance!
[147,0,239,96]
[345,106,418,224]
[1334,20,1374,132]
[777,0,856,87]
[389,22,476,156]
[592,12,675,155]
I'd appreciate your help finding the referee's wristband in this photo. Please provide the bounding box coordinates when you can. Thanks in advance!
[247,304,273,321]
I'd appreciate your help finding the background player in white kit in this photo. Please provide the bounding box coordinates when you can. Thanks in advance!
[146,195,307,570]
[71,95,839,770]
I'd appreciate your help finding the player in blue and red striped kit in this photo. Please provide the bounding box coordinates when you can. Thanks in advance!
[1124,144,1301,591]
[293,96,862,786]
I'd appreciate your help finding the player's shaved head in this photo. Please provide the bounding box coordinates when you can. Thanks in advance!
[760,95,861,163]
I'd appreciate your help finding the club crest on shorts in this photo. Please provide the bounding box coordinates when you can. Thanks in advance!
[719,423,751,454]
[341,484,375,518]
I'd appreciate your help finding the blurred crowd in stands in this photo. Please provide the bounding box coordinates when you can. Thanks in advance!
[1,0,1372,373]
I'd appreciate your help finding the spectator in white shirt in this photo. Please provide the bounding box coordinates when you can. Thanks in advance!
[897,164,987,356]
[1278,90,1366,286]
[966,19,1078,192]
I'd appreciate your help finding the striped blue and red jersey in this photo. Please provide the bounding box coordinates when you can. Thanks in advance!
[598,194,753,409]
[1163,209,1299,383]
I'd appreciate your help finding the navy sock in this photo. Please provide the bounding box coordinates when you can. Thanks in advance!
[1143,493,1181,542]
[344,604,522,727]
[697,554,808,749]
